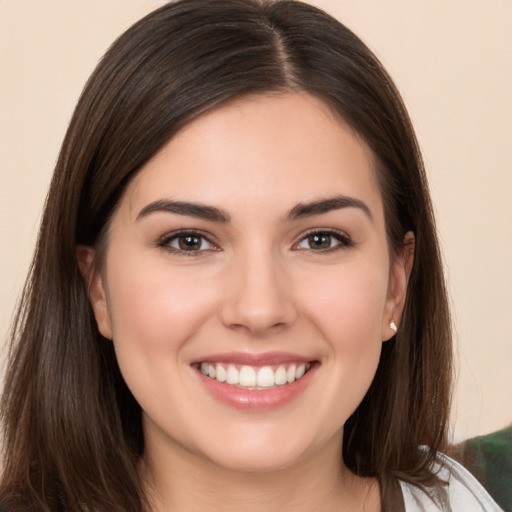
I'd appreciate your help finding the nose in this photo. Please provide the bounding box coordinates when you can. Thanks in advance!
[219,248,298,336]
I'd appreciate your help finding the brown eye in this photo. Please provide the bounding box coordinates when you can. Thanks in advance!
[295,230,352,252]
[178,234,203,251]
[307,233,332,250]
[160,231,216,253]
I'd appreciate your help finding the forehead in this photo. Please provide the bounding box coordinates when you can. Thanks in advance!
[123,92,383,223]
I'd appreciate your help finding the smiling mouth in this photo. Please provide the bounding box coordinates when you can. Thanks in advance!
[195,362,314,390]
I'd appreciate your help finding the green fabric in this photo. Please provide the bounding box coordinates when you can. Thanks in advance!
[450,424,512,512]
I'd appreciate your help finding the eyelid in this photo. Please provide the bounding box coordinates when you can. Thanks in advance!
[157,229,220,254]
[292,228,353,251]
[155,227,352,255]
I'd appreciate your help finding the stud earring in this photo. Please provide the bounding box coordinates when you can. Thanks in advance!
[390,320,397,333]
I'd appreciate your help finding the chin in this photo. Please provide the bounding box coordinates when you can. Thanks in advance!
[204,449,305,474]
[191,427,329,475]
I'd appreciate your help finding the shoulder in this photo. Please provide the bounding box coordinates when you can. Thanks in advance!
[399,452,504,511]
[450,424,512,510]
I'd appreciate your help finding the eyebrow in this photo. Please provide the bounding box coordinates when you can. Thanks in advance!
[286,195,373,221]
[136,195,372,224]
[136,200,231,223]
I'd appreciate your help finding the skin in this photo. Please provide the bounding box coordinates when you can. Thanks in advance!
[79,92,413,511]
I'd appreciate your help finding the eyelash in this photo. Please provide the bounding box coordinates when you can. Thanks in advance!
[157,228,353,256]
[157,230,218,256]
[293,229,353,253]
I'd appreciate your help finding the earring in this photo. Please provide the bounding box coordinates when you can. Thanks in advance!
[390,320,397,333]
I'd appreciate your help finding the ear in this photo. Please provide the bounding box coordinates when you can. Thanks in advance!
[76,245,112,339]
[382,232,415,341]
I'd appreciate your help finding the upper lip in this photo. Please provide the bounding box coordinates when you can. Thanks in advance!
[191,351,315,366]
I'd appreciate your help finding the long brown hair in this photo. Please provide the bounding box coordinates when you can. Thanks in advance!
[1,1,452,510]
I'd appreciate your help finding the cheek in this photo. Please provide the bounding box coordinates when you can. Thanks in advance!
[104,256,219,361]
[103,255,223,422]
[254,262,387,442]
[297,263,389,346]
[299,265,387,419]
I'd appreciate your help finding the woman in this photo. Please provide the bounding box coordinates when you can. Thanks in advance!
[0,0,502,510]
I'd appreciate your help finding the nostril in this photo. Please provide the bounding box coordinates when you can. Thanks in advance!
[220,293,298,335]
[226,319,290,336]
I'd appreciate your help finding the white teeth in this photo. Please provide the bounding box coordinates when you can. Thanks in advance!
[239,366,256,387]
[215,364,226,383]
[275,365,287,385]
[256,366,275,387]
[226,364,239,384]
[199,362,312,389]
[287,364,296,383]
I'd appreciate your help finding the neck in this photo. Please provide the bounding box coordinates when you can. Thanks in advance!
[141,433,380,512]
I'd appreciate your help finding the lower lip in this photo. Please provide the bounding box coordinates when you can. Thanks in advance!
[194,364,318,411]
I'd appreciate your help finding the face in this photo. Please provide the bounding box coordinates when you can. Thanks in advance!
[82,93,409,474]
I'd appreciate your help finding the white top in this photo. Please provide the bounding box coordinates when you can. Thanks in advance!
[400,453,504,511]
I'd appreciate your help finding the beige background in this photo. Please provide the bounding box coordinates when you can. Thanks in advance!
[1,0,511,442]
